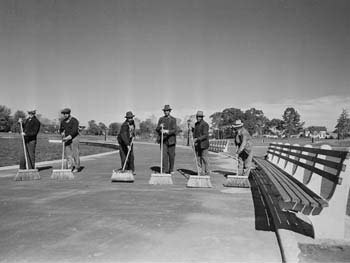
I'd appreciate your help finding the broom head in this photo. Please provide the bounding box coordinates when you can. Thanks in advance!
[111,169,135,183]
[14,169,40,181]
[187,175,212,188]
[224,175,250,188]
[149,173,173,185]
[51,169,74,180]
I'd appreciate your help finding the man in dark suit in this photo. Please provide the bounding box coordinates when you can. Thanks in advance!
[193,111,210,175]
[117,111,136,174]
[156,105,177,174]
[19,110,41,169]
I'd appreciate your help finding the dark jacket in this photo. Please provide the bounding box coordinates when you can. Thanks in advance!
[156,115,177,146]
[193,119,209,150]
[59,116,79,145]
[22,116,41,142]
[117,121,135,146]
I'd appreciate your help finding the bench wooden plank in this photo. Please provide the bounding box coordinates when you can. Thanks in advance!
[267,150,342,184]
[270,143,348,159]
[268,148,346,172]
[254,157,328,215]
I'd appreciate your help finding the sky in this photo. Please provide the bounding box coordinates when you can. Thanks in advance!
[0,0,349,130]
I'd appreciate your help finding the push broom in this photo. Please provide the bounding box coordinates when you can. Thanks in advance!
[187,131,212,188]
[51,137,74,180]
[111,137,135,182]
[14,121,40,181]
[223,153,250,188]
[149,124,173,185]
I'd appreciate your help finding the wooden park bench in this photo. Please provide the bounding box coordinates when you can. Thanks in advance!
[252,142,350,239]
[209,139,229,153]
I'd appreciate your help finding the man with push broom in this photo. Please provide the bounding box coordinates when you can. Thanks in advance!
[15,110,41,180]
[59,108,80,173]
[193,111,210,175]
[187,111,212,188]
[156,105,177,174]
[117,111,136,175]
[224,119,252,188]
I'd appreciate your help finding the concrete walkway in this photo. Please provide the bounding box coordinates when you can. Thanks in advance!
[0,142,281,263]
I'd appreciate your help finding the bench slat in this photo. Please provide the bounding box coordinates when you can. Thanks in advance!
[267,150,342,185]
[268,148,346,172]
[254,157,328,215]
[255,158,315,214]
[270,143,348,159]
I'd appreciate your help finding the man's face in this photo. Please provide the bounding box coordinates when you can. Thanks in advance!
[28,113,34,118]
[127,117,133,123]
[61,113,70,119]
[163,110,170,117]
[196,116,203,121]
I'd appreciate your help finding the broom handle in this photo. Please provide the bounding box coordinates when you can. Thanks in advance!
[61,139,65,170]
[160,124,163,174]
[191,131,201,175]
[122,137,134,171]
[19,121,29,170]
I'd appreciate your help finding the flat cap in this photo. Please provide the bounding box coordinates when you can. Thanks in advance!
[61,108,71,114]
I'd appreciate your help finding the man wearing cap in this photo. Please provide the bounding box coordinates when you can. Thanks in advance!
[232,119,253,177]
[19,110,41,169]
[193,111,210,175]
[59,108,80,172]
[156,105,177,174]
[117,111,136,174]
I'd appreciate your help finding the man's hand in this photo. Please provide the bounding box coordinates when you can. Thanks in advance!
[127,145,131,151]
[162,129,169,134]
[193,138,198,143]
[18,118,23,123]
[21,132,26,136]
[62,135,72,142]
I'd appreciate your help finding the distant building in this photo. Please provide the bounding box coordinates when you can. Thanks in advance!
[304,126,327,139]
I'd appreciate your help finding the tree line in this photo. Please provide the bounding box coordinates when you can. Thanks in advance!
[1,104,349,139]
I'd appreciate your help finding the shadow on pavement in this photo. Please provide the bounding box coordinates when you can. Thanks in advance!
[177,168,198,179]
[150,166,160,173]
[37,166,52,171]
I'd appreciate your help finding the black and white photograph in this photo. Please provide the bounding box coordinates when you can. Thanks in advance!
[1,0,350,262]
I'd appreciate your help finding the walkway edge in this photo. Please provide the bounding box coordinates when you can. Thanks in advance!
[0,150,118,174]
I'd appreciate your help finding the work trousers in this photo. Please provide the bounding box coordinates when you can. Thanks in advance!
[162,143,175,173]
[19,140,37,169]
[65,136,80,170]
[196,148,209,175]
[238,149,253,177]
[119,144,134,171]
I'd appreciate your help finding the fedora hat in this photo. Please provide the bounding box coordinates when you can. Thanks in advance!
[162,105,172,111]
[125,111,135,118]
[232,119,244,128]
[61,108,71,114]
[196,110,204,117]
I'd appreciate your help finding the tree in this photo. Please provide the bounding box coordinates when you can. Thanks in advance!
[282,107,304,137]
[98,122,107,135]
[139,118,157,139]
[108,122,121,136]
[243,108,268,136]
[86,120,100,135]
[0,105,11,132]
[11,110,26,132]
[264,118,285,136]
[335,109,350,139]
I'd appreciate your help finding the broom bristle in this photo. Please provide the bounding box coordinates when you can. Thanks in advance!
[224,175,250,188]
[187,175,212,188]
[111,170,134,182]
[51,170,74,180]
[14,169,40,181]
[149,173,173,185]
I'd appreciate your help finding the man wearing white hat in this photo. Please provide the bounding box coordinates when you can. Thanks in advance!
[117,111,136,174]
[193,111,210,175]
[19,110,41,169]
[232,119,253,177]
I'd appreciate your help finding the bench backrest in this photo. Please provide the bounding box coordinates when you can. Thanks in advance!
[209,139,229,153]
[266,142,350,201]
